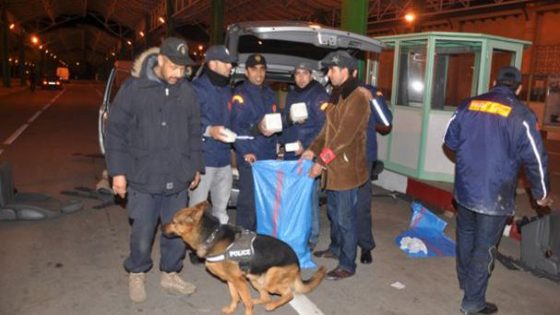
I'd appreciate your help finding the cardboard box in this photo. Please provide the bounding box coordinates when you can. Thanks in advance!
[262,113,283,133]
[290,102,308,122]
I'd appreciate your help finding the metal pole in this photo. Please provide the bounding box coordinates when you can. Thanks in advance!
[1,5,11,87]
[210,0,224,45]
[340,0,368,80]
[19,34,26,86]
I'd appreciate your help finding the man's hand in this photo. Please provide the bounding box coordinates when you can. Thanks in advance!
[208,126,229,142]
[189,172,201,190]
[308,162,323,178]
[244,153,257,165]
[301,150,315,160]
[536,196,553,207]
[112,175,127,198]
[258,119,275,137]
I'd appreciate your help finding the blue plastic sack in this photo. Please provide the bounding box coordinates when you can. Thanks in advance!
[396,202,456,258]
[253,159,316,269]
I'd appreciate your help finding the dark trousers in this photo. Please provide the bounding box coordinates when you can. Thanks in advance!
[456,204,508,313]
[124,187,188,273]
[236,162,256,231]
[357,161,376,251]
[326,188,359,273]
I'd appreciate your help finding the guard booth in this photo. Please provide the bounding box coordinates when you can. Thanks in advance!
[372,32,530,183]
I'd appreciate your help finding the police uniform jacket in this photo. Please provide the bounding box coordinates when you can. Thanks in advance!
[105,47,204,194]
[308,78,371,190]
[281,80,328,160]
[230,81,278,165]
[444,85,550,216]
[362,84,393,162]
[192,71,233,167]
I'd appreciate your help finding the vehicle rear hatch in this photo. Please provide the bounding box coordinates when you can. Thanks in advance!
[225,21,385,82]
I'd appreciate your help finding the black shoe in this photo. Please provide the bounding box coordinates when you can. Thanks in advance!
[189,252,205,265]
[462,302,498,314]
[360,250,372,264]
[313,249,337,259]
[326,267,354,280]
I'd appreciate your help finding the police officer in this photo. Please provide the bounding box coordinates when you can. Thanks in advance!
[189,45,236,224]
[281,62,329,249]
[444,66,551,315]
[230,54,280,231]
[357,83,392,264]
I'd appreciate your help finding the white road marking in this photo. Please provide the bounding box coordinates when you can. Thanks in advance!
[289,294,324,315]
[3,90,65,146]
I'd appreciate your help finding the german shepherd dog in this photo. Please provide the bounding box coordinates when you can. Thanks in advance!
[163,201,326,315]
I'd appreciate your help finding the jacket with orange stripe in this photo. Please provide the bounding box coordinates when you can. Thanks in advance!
[230,81,278,164]
[444,85,550,216]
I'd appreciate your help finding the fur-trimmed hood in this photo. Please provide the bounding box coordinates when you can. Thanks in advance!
[131,47,159,78]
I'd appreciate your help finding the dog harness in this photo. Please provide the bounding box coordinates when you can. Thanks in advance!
[205,229,256,268]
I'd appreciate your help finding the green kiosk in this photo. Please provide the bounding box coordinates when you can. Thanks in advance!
[370,32,530,193]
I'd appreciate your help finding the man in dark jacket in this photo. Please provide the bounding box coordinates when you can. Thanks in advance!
[444,66,551,315]
[303,50,371,280]
[189,45,236,225]
[105,37,203,303]
[281,62,328,249]
[357,84,392,264]
[230,54,280,231]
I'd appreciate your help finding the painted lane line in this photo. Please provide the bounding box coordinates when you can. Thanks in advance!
[3,89,65,146]
[289,294,324,315]
[28,110,43,123]
[4,124,29,145]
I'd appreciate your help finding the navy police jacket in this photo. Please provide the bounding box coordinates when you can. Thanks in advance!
[281,80,328,160]
[105,50,204,194]
[192,72,233,167]
[230,81,278,165]
[363,85,393,163]
[444,86,550,216]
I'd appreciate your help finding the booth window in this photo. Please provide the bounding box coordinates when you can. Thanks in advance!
[396,40,427,107]
[431,40,482,110]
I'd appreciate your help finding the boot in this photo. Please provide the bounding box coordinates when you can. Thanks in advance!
[160,272,196,295]
[129,272,146,303]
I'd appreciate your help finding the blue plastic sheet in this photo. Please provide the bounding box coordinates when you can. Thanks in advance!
[396,202,456,258]
[253,159,316,269]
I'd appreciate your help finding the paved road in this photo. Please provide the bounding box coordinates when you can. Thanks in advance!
[0,83,558,315]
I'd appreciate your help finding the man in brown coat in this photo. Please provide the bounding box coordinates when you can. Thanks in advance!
[302,50,371,280]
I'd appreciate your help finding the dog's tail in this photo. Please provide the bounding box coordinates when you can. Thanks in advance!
[294,266,327,294]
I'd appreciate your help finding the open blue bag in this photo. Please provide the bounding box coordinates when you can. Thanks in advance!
[396,202,456,258]
[252,160,316,269]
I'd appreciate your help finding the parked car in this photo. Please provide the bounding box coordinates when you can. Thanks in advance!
[40,76,62,90]
[98,21,385,208]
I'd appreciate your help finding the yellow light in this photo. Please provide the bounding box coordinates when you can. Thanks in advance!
[9,23,15,30]
[45,49,49,53]
[31,35,39,45]
[39,45,43,50]
[139,31,145,37]
[76,62,80,66]
[198,44,203,51]
[158,17,165,24]
[404,12,416,23]
[126,40,132,46]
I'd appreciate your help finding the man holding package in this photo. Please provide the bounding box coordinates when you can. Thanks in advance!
[189,45,236,226]
[230,54,281,231]
[302,50,371,280]
[281,62,328,250]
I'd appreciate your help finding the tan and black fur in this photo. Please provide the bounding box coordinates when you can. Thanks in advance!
[163,201,326,315]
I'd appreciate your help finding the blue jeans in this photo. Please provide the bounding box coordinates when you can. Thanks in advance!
[308,179,321,248]
[456,204,508,313]
[357,161,375,251]
[236,162,256,231]
[326,189,359,273]
[124,187,188,273]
